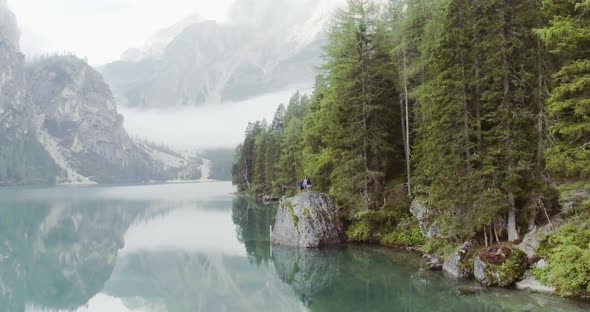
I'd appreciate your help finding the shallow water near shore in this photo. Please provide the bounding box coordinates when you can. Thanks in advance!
[0,181,588,312]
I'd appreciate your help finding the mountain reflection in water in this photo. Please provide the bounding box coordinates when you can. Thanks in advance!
[0,182,588,312]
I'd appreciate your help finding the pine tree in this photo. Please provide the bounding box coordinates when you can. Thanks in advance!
[538,0,590,181]
[321,0,404,211]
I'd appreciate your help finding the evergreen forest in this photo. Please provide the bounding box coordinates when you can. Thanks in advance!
[233,0,590,296]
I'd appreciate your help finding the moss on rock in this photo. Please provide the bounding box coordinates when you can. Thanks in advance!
[474,246,527,287]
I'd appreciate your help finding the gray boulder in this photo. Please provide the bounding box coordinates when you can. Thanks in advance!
[473,246,527,287]
[516,216,561,258]
[422,253,443,271]
[410,199,438,238]
[443,240,476,279]
[271,192,343,248]
[515,260,555,294]
[560,189,590,215]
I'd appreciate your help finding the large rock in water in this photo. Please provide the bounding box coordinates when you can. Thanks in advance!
[473,245,527,287]
[271,192,343,248]
[443,240,476,279]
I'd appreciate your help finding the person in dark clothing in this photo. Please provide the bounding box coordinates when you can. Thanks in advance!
[299,179,305,192]
[305,177,313,191]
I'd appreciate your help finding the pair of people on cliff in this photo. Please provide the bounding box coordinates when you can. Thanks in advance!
[299,177,313,192]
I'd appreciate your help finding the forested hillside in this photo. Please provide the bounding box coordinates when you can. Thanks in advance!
[233,0,590,296]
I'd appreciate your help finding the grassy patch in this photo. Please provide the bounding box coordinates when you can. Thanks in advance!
[422,239,456,259]
[304,208,312,218]
[286,203,299,229]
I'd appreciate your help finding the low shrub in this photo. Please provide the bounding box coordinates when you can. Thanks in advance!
[536,222,590,296]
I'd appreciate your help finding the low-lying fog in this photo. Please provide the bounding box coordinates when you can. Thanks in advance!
[120,87,312,150]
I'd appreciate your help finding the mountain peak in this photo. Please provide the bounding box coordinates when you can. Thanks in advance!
[0,0,20,50]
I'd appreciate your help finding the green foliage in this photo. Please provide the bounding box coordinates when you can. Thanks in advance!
[230,1,590,285]
[346,205,424,248]
[422,239,456,259]
[536,222,590,296]
[347,211,400,243]
[538,0,590,182]
[287,203,299,229]
[0,133,58,185]
[497,249,527,285]
[382,218,425,247]
[232,94,310,196]
[200,148,235,181]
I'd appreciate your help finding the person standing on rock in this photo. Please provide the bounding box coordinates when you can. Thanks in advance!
[306,177,312,191]
[299,179,305,192]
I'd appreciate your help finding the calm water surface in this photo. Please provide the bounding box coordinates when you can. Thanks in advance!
[0,182,588,312]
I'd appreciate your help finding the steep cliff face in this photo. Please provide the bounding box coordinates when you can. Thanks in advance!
[0,2,57,185]
[100,0,340,107]
[0,2,201,185]
[0,0,27,136]
[26,56,159,184]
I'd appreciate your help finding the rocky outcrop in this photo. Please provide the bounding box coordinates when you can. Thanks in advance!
[423,253,443,271]
[0,2,28,136]
[559,189,590,215]
[410,199,439,238]
[25,56,163,184]
[0,3,195,185]
[0,0,19,50]
[516,259,556,294]
[0,3,58,185]
[443,240,476,279]
[473,246,527,287]
[271,192,343,248]
[516,216,561,258]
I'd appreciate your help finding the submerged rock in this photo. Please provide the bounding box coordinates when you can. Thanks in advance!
[271,192,343,248]
[474,246,527,287]
[443,240,476,279]
[423,253,443,271]
[516,271,556,294]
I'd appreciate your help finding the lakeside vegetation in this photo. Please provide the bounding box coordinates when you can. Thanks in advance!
[232,0,590,296]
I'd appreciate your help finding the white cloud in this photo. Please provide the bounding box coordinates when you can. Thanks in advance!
[7,0,233,65]
[120,87,312,150]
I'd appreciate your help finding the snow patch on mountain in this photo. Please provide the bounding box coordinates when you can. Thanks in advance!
[38,127,96,185]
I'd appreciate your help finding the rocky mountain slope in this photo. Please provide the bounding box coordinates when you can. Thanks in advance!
[0,0,58,185]
[0,2,205,185]
[100,0,342,107]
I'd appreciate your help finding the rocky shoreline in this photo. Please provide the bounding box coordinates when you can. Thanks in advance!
[269,191,585,299]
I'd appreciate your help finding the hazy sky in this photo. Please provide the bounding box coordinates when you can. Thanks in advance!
[8,0,233,65]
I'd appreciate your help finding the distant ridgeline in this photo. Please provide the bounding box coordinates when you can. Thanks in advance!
[99,0,336,108]
[233,0,590,297]
[0,3,203,185]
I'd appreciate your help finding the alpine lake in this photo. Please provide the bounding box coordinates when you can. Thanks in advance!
[1,182,589,312]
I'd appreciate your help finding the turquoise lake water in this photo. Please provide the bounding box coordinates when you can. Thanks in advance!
[0,181,588,312]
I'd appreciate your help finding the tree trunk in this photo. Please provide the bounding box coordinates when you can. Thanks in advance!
[508,193,518,242]
[493,221,500,243]
[403,48,412,197]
